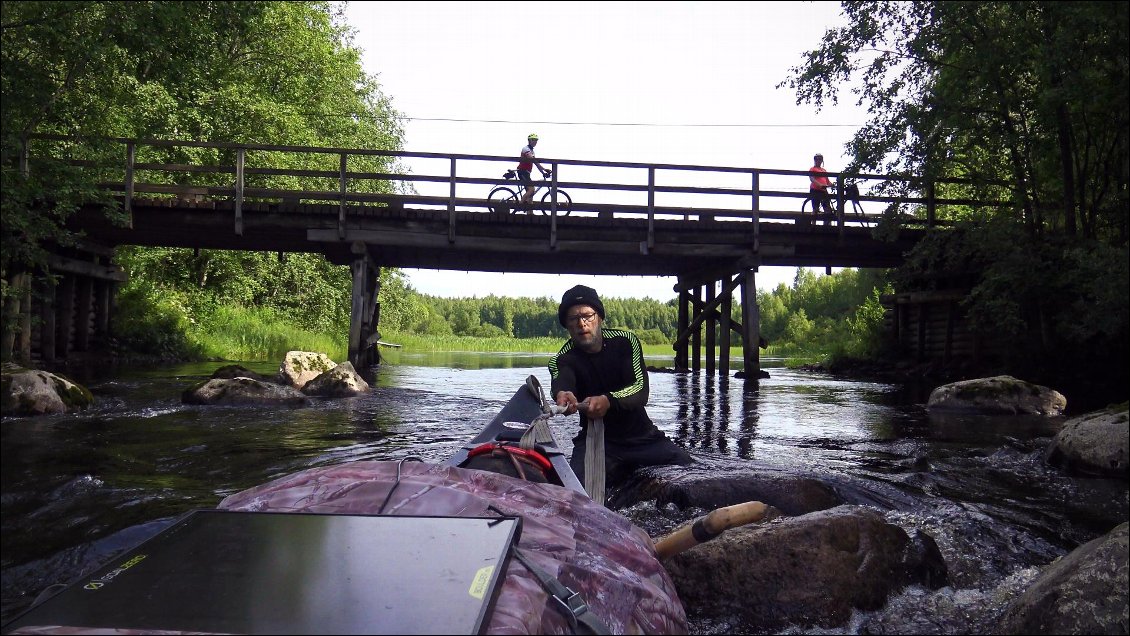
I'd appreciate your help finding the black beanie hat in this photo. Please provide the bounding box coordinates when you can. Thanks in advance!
[558,284,605,327]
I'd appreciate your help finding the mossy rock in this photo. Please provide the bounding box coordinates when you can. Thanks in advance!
[1,366,93,416]
[927,375,1066,416]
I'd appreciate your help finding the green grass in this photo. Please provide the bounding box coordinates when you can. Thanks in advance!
[182,310,825,367]
[190,304,347,362]
[388,332,754,360]
[381,331,563,353]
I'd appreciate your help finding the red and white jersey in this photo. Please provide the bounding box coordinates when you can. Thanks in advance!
[518,145,535,171]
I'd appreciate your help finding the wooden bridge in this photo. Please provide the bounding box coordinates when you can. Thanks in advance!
[11,135,1007,375]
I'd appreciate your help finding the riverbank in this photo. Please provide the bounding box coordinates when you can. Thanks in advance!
[804,354,1127,415]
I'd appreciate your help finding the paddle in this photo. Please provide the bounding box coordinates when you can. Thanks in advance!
[577,399,607,505]
[652,500,769,561]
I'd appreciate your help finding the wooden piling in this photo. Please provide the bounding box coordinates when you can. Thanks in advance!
[675,286,689,370]
[720,279,732,378]
[18,274,32,361]
[56,275,75,360]
[40,277,56,364]
[691,286,702,373]
[705,281,716,376]
[95,280,112,346]
[740,270,760,379]
[348,242,382,369]
[75,277,94,352]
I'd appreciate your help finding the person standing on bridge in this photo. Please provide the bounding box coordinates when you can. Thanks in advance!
[518,133,550,206]
[550,284,693,490]
[809,153,834,216]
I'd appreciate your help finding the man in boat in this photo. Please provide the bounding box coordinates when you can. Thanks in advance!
[549,284,693,486]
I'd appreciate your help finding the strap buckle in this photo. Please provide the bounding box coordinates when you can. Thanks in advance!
[551,588,588,630]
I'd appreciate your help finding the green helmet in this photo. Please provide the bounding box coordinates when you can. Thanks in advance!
[528,133,538,140]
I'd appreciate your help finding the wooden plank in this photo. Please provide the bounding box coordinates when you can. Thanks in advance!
[56,275,75,359]
[339,153,347,241]
[235,148,244,236]
[95,280,112,345]
[133,163,234,173]
[45,254,128,281]
[39,277,56,364]
[125,142,135,226]
[74,277,93,351]
[17,274,32,361]
[894,290,967,303]
[307,228,758,258]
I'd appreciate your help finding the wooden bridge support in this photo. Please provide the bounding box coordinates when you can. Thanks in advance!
[705,282,716,376]
[347,242,382,369]
[1,247,125,365]
[691,286,702,373]
[882,290,992,365]
[740,271,760,377]
[675,291,689,370]
[2,272,31,362]
[672,270,762,381]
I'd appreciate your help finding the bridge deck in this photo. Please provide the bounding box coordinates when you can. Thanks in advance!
[70,196,920,285]
[23,134,999,286]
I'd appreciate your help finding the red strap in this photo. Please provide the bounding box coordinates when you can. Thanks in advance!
[467,442,553,472]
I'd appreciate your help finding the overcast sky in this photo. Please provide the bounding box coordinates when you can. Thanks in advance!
[343,1,864,300]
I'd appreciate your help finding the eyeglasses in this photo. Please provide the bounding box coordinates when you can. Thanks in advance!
[566,312,599,326]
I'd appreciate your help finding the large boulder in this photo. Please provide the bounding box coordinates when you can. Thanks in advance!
[1,364,94,416]
[302,361,370,397]
[663,504,948,632]
[277,351,336,390]
[182,377,307,407]
[1044,404,1129,479]
[209,364,278,383]
[927,375,1066,416]
[996,522,1128,635]
[615,466,844,516]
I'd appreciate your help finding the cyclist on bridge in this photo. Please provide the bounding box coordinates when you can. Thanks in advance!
[518,133,550,206]
[809,153,834,216]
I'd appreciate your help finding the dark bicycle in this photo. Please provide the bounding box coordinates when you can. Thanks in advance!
[487,169,572,217]
[801,181,869,226]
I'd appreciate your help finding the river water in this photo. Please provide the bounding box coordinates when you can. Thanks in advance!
[1,351,1126,633]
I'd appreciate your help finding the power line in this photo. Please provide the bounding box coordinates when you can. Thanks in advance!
[399,116,861,129]
[286,106,862,129]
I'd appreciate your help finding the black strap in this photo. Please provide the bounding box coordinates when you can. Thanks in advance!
[511,548,611,635]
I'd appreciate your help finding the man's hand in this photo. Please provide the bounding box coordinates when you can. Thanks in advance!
[578,394,610,418]
[555,390,579,415]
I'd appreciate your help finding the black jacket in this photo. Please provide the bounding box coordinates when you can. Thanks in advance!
[548,328,660,442]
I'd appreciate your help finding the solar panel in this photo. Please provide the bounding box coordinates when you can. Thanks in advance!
[2,510,521,635]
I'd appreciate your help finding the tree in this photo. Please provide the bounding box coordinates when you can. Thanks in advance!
[780,1,1128,242]
[783,1,1128,401]
[2,1,407,350]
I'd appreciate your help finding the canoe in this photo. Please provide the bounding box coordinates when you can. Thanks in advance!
[443,375,586,495]
[1,377,688,635]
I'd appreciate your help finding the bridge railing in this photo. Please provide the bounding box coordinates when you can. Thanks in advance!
[22,135,1014,242]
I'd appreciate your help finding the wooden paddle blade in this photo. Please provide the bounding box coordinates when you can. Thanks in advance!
[701,501,769,534]
[652,501,769,561]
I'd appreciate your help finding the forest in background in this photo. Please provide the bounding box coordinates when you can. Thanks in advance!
[2,2,1126,404]
[112,259,889,364]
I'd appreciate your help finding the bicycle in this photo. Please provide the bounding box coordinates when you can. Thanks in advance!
[487,169,572,217]
[800,181,870,226]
